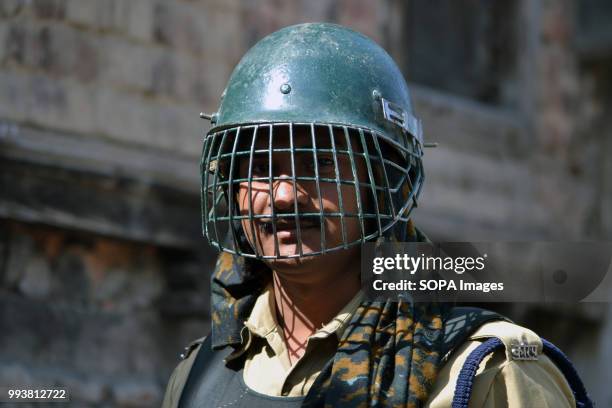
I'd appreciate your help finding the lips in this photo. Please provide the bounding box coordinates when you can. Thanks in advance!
[259,220,318,234]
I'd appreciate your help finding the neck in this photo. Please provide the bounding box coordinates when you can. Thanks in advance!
[271,251,361,364]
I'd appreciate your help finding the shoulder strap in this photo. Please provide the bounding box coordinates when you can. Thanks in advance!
[451,337,594,408]
[451,337,503,408]
[540,338,594,408]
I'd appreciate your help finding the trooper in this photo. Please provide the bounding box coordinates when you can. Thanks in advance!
[162,23,591,407]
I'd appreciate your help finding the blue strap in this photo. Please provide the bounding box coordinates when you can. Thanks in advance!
[451,337,594,408]
[541,338,594,408]
[452,338,503,408]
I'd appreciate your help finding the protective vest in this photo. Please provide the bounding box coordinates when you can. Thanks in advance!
[179,335,303,408]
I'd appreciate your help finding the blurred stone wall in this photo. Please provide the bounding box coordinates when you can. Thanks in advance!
[1,0,611,406]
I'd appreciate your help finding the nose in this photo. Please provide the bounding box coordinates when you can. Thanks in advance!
[272,176,308,212]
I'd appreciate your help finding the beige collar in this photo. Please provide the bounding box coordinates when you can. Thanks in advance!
[244,283,364,342]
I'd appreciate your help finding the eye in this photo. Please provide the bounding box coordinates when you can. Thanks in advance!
[251,161,269,175]
[318,157,334,167]
[307,156,335,171]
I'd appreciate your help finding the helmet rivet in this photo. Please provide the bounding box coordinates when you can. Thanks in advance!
[280,83,291,94]
[372,89,381,100]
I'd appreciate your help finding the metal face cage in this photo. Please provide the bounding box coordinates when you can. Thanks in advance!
[201,123,424,259]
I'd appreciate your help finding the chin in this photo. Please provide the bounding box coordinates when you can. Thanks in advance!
[264,245,319,267]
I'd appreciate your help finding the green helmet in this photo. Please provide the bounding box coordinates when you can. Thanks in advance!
[201,23,426,259]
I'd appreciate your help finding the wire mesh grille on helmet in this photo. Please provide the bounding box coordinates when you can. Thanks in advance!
[201,123,423,259]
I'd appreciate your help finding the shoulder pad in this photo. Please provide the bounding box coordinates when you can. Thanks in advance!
[469,320,542,361]
[179,336,206,361]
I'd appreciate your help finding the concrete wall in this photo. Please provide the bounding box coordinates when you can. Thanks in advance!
[1,0,611,406]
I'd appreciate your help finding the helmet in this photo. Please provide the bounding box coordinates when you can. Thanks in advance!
[201,23,425,259]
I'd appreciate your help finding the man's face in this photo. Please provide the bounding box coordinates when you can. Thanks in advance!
[235,125,370,263]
